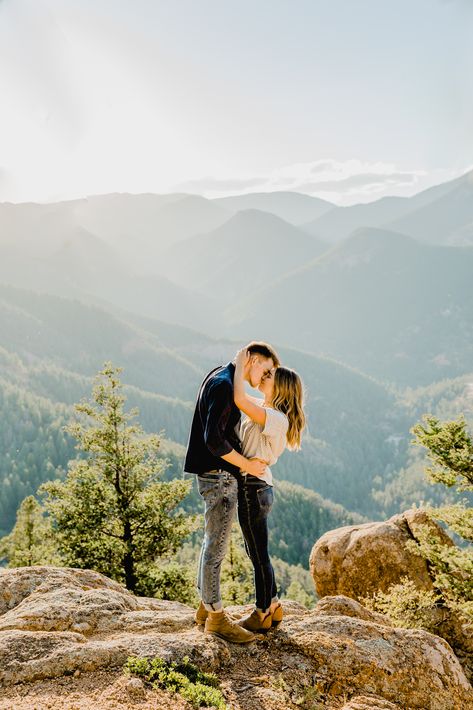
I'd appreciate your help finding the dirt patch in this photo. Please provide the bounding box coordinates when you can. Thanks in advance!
[0,668,190,710]
[0,641,344,710]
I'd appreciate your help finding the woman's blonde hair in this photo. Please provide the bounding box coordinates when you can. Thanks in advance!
[271,367,306,450]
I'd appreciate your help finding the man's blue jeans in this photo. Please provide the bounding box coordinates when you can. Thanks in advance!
[196,471,238,610]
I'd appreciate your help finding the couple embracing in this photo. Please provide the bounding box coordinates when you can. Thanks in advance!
[184,341,306,643]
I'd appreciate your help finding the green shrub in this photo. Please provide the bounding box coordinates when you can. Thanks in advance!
[124,655,226,709]
[363,577,442,632]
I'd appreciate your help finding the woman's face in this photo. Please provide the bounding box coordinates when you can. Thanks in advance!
[258,368,275,399]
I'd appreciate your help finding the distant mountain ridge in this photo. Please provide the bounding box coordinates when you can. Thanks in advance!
[213,190,334,225]
[159,208,327,304]
[388,170,473,244]
[303,168,473,245]
[226,227,473,385]
[0,200,224,333]
[1,167,473,388]
[0,192,231,273]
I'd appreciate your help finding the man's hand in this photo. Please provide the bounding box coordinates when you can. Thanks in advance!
[244,457,267,477]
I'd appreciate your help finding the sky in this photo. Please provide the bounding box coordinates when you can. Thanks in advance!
[1,0,472,205]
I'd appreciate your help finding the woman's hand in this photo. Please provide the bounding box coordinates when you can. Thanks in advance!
[243,457,267,477]
[233,347,267,426]
[235,348,250,371]
[234,348,249,405]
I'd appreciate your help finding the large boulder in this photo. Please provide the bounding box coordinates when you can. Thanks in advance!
[0,565,130,616]
[281,597,471,709]
[0,566,471,709]
[309,508,452,600]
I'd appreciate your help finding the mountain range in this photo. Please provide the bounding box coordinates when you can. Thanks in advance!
[226,227,473,385]
[302,169,473,245]
[1,169,472,387]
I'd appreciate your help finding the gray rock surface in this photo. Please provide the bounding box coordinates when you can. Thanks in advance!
[0,565,471,709]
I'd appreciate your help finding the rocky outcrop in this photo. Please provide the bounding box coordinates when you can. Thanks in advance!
[0,566,471,709]
[309,508,473,685]
[309,508,453,600]
[313,595,391,625]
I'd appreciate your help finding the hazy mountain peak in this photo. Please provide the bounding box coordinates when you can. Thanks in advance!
[198,207,325,245]
[172,193,221,208]
[225,207,297,228]
[214,191,334,225]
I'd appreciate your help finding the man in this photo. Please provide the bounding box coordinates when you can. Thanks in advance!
[184,341,280,643]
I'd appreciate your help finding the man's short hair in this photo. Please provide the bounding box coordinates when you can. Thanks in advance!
[246,341,280,368]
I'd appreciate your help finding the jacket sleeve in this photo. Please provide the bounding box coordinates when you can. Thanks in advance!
[202,380,235,457]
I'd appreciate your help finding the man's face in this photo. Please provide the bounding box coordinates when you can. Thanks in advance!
[248,355,274,388]
[258,367,275,399]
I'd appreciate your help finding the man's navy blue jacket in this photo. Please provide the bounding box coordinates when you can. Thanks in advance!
[184,363,241,475]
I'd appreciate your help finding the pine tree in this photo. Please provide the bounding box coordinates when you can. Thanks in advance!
[38,362,197,595]
[0,495,60,567]
[409,414,473,618]
[285,580,315,608]
[220,524,254,606]
[366,414,473,631]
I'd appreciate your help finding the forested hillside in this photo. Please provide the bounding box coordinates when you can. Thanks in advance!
[0,285,415,521]
[1,173,472,574]
[0,371,366,570]
[0,379,74,536]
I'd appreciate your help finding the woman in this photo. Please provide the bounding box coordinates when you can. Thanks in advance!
[233,347,306,633]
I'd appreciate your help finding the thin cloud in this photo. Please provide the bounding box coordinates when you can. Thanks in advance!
[261,160,428,203]
[176,176,268,191]
[309,160,341,175]
[178,160,468,206]
[293,172,418,192]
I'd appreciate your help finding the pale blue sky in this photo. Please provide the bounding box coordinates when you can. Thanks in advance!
[0,0,472,203]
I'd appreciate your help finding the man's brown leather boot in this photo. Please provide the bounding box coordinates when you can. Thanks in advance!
[195,602,237,626]
[205,611,255,643]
